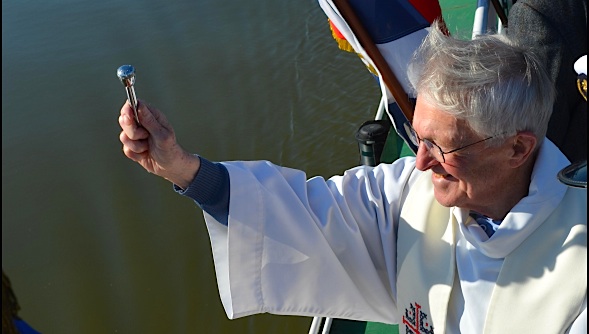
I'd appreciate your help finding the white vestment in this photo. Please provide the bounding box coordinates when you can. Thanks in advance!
[203,139,587,333]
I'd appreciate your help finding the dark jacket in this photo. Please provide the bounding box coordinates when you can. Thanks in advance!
[509,0,587,163]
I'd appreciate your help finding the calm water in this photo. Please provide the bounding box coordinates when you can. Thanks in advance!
[2,1,473,333]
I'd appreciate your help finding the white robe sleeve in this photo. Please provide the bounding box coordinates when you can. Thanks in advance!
[203,158,418,324]
[567,295,587,334]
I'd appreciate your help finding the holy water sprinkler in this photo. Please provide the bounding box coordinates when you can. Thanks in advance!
[117,65,140,125]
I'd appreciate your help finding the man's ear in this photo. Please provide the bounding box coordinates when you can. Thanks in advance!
[509,131,537,168]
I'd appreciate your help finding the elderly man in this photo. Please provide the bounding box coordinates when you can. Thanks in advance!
[118,23,586,333]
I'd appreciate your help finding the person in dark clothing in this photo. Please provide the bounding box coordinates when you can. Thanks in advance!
[2,270,41,334]
[508,0,588,163]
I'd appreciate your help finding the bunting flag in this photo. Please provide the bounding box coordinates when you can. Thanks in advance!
[319,0,447,154]
[329,20,355,53]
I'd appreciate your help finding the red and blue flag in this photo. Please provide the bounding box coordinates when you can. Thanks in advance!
[318,0,447,153]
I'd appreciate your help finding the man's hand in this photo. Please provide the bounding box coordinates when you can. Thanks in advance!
[118,100,200,189]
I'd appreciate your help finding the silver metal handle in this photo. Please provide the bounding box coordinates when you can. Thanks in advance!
[117,65,140,125]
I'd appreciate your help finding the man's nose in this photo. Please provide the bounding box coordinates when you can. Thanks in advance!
[414,142,439,171]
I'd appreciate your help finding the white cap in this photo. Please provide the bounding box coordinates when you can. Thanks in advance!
[574,55,587,76]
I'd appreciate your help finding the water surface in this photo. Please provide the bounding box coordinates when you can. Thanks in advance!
[2,1,473,333]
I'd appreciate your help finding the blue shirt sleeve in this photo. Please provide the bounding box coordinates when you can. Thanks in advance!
[174,156,230,226]
[14,318,42,334]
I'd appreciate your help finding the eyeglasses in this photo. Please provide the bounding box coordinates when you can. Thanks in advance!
[405,124,497,163]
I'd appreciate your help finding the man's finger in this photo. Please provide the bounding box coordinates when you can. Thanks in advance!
[137,102,175,143]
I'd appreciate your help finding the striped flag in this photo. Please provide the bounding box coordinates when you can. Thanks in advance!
[318,0,447,154]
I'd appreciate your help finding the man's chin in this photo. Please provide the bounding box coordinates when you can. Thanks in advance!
[433,189,458,208]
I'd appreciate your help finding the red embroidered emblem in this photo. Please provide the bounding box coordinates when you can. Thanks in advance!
[402,302,434,334]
